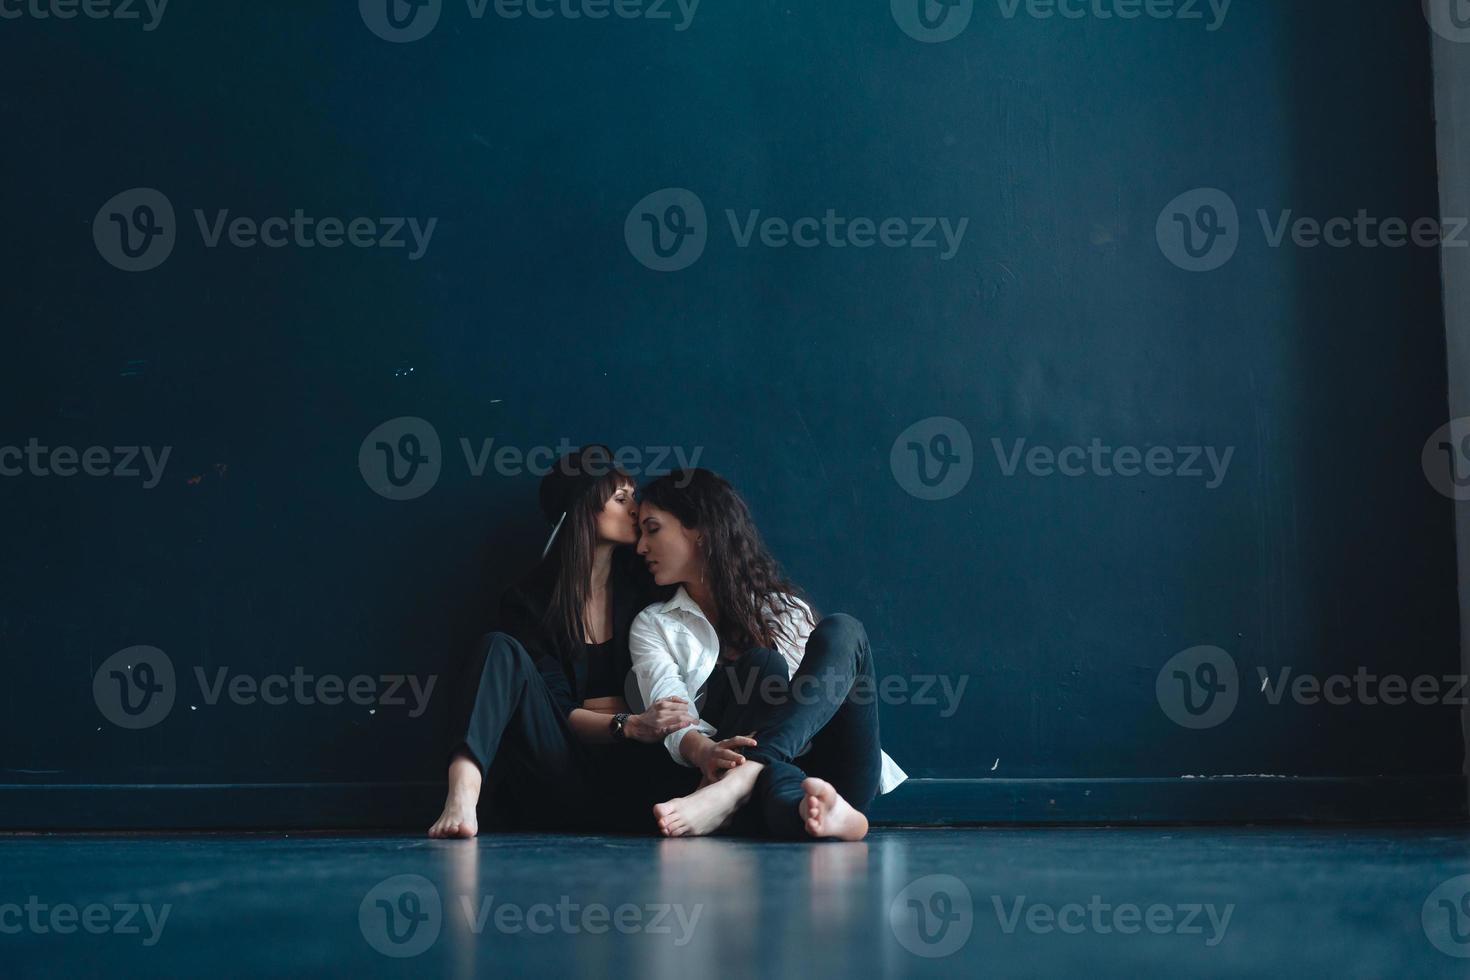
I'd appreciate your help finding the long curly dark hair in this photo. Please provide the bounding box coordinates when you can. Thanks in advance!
[639,468,816,656]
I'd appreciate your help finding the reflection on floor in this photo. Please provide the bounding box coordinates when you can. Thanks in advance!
[4,826,1470,978]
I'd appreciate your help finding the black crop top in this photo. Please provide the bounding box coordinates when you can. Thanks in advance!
[581,638,621,701]
[495,546,670,719]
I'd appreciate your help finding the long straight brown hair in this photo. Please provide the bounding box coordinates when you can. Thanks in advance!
[540,448,635,663]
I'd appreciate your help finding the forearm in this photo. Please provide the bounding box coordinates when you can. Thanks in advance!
[678,730,713,767]
[567,708,618,744]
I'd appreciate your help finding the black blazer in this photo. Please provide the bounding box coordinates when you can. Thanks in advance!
[496,546,665,719]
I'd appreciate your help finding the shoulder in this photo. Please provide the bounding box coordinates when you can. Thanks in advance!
[631,600,672,631]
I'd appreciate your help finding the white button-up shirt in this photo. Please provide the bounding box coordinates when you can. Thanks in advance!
[628,587,908,794]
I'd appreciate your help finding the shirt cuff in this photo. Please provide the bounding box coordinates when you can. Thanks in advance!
[664,721,715,766]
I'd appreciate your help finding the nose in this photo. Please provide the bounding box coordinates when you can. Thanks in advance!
[636,535,648,556]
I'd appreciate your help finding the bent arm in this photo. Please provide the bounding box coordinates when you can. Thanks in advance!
[629,614,715,765]
[566,708,619,744]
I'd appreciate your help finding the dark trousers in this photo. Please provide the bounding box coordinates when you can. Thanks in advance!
[447,632,698,833]
[700,614,883,839]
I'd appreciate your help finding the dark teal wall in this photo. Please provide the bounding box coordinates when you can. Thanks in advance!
[1,0,1461,823]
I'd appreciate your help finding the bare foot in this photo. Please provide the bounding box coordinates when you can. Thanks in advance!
[428,753,482,839]
[800,777,868,841]
[653,762,763,837]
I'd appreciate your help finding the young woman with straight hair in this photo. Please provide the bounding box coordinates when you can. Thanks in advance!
[429,446,700,837]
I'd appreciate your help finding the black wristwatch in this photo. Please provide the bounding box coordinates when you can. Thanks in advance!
[610,712,630,740]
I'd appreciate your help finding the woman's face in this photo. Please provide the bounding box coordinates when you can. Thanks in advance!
[635,501,702,587]
[595,480,639,547]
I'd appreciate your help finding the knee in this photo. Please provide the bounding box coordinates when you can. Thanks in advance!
[481,631,536,675]
[813,613,867,651]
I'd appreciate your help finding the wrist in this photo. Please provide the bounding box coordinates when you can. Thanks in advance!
[609,712,631,741]
[631,712,659,742]
[683,732,711,765]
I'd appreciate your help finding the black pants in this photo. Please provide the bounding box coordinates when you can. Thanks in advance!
[447,632,698,833]
[700,614,883,839]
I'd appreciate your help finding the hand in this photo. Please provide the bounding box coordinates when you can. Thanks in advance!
[624,697,697,744]
[695,733,758,784]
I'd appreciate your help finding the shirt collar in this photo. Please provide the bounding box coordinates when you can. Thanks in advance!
[659,585,709,622]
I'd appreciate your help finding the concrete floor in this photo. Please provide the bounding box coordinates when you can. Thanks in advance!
[4,827,1470,978]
